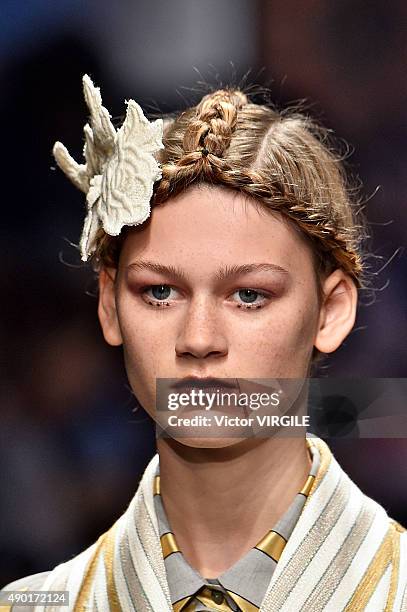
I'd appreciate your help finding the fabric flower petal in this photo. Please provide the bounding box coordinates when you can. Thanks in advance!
[53,75,164,261]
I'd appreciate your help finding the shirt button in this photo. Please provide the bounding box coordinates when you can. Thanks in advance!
[211,590,225,605]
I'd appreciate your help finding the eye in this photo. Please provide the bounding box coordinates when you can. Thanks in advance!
[231,289,269,309]
[140,285,271,309]
[142,284,179,307]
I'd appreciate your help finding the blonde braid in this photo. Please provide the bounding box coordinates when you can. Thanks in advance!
[96,87,366,287]
[183,89,247,155]
[154,89,247,199]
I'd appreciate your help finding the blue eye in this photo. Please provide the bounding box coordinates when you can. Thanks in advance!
[238,289,258,303]
[231,288,269,309]
[141,285,270,309]
[143,285,178,306]
[150,285,171,300]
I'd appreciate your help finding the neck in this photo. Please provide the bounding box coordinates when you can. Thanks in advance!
[157,434,312,578]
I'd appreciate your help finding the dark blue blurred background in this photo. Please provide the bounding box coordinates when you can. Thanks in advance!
[1,0,406,586]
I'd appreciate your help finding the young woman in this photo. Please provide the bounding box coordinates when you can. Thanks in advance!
[2,76,406,611]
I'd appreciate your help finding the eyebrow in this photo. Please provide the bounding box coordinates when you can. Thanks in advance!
[127,261,289,282]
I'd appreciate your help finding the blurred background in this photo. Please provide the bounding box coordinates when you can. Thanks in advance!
[1,0,407,586]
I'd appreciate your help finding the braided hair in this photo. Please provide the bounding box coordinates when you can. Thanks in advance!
[96,88,366,288]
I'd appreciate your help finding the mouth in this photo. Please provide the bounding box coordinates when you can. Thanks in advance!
[162,377,249,415]
[170,376,240,395]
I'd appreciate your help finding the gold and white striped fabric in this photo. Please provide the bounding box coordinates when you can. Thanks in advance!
[2,436,407,611]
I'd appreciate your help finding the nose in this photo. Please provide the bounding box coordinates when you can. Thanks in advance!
[175,296,228,360]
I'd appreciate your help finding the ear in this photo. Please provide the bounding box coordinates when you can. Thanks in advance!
[98,267,123,346]
[314,269,358,354]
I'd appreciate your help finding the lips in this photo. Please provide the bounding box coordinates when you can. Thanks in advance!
[170,377,240,394]
[164,377,246,414]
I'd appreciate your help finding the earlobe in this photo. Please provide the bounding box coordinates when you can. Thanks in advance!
[98,267,123,347]
[314,269,358,354]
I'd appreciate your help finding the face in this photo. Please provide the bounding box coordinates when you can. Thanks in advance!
[98,184,357,444]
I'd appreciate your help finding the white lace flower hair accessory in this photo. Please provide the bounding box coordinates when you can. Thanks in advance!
[53,75,164,261]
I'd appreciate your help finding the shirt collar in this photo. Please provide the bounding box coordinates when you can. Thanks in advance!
[153,436,320,611]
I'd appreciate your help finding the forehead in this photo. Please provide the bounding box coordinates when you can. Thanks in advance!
[120,184,314,275]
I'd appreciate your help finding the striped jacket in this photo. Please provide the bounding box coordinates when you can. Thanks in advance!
[2,437,407,611]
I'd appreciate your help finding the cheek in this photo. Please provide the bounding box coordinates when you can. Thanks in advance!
[231,295,319,374]
[275,299,319,368]
[119,295,171,358]
[118,301,175,407]
[121,336,160,413]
